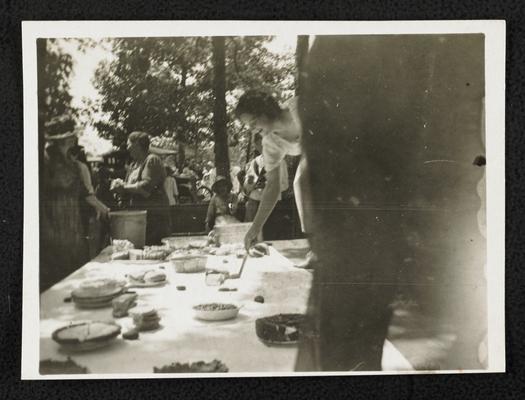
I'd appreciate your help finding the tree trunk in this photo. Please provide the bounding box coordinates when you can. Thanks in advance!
[211,36,230,178]
[295,35,309,96]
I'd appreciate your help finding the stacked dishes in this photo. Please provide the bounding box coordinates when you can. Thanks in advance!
[130,306,162,331]
[71,279,125,309]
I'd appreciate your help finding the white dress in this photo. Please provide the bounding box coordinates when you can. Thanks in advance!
[261,97,311,233]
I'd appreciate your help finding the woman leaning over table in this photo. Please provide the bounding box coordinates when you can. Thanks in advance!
[235,90,315,268]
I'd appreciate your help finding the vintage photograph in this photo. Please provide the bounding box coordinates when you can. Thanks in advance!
[22,21,505,378]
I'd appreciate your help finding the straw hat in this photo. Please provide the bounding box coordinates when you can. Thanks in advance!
[43,115,78,141]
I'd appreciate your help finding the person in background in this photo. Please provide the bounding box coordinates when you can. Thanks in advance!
[111,131,170,245]
[202,161,216,189]
[191,163,203,180]
[164,165,179,206]
[95,165,117,210]
[243,132,289,223]
[178,163,199,203]
[230,165,242,195]
[205,175,239,233]
[69,144,110,258]
[40,116,90,291]
[69,144,110,220]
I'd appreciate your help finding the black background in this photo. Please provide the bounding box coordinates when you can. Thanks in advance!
[0,0,523,398]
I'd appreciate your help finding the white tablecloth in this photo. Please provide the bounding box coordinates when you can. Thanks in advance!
[39,242,412,375]
[40,246,314,375]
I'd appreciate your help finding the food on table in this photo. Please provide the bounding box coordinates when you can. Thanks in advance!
[204,270,227,286]
[254,295,265,303]
[71,279,125,308]
[130,306,161,331]
[249,248,264,258]
[143,245,170,260]
[194,303,237,311]
[144,270,166,282]
[208,243,244,256]
[122,328,140,340]
[112,239,135,252]
[248,242,270,258]
[236,250,245,258]
[127,269,167,286]
[188,240,208,249]
[111,250,130,260]
[167,248,206,258]
[169,254,207,273]
[193,303,240,321]
[176,285,186,291]
[40,357,90,374]
[52,321,122,351]
[218,287,237,292]
[128,249,144,260]
[255,314,307,344]
[111,293,138,318]
[254,242,270,255]
[153,359,229,373]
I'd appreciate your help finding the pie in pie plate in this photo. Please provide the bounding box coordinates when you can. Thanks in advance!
[52,321,122,352]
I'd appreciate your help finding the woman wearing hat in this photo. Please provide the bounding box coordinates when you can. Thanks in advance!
[111,131,170,245]
[40,116,91,291]
[205,175,240,233]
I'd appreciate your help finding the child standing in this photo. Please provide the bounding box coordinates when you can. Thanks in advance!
[205,176,240,232]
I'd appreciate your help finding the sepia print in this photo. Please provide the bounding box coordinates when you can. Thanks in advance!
[21,21,505,378]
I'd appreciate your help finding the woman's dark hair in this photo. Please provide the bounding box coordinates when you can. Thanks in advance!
[128,131,150,151]
[234,90,282,121]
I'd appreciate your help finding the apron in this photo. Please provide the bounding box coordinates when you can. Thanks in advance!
[126,155,170,245]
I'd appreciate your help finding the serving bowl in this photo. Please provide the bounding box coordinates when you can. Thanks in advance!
[192,303,240,321]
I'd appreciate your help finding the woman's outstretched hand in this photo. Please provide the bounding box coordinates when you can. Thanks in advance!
[244,224,260,251]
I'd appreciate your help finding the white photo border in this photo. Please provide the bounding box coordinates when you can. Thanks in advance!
[22,20,506,379]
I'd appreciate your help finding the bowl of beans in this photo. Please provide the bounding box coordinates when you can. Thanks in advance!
[192,303,240,321]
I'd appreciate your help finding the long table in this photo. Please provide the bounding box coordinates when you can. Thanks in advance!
[39,239,412,375]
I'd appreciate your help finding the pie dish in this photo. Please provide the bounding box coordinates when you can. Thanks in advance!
[193,303,240,321]
[52,321,121,352]
[71,279,126,308]
[255,314,306,345]
[71,279,125,299]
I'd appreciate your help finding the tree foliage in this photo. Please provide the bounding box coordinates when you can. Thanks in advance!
[90,36,295,165]
[37,39,78,134]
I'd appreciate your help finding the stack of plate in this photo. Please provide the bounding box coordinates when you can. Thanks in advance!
[52,321,122,352]
[71,279,125,309]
